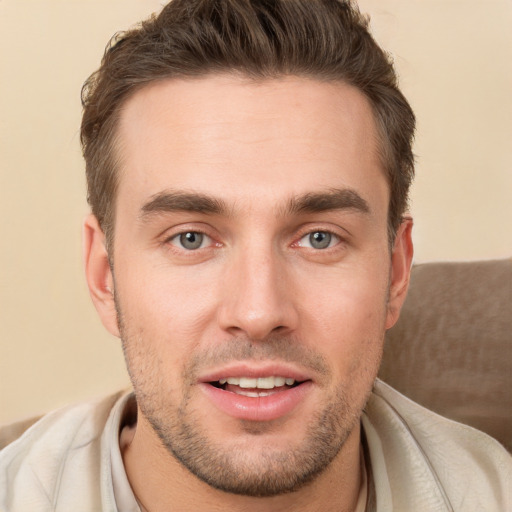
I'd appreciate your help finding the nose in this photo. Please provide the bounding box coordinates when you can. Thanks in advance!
[217,244,299,340]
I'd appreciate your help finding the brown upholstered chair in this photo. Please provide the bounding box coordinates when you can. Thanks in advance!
[379,259,512,452]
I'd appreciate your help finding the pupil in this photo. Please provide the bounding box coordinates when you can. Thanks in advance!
[180,232,203,250]
[310,231,331,249]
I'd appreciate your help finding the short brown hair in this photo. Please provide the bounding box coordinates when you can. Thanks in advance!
[81,0,415,248]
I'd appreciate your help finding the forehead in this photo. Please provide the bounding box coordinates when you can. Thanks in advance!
[115,75,387,216]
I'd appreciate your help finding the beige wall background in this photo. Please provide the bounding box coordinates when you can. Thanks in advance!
[1,0,510,424]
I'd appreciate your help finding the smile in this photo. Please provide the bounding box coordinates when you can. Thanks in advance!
[201,368,312,422]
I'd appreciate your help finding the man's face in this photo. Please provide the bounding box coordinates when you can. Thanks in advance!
[86,76,412,496]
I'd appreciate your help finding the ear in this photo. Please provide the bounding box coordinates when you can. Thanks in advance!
[83,214,120,338]
[385,218,414,330]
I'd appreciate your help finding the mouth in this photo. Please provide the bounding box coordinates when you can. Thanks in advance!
[209,376,304,397]
[199,368,313,421]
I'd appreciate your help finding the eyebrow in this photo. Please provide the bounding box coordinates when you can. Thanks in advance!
[140,191,228,219]
[139,187,370,221]
[285,188,371,216]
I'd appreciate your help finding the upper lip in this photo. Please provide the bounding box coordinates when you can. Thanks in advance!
[198,362,312,384]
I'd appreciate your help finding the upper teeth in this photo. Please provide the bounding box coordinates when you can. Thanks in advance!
[218,376,296,389]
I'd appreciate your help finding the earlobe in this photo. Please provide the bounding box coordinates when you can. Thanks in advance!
[385,218,414,330]
[83,214,120,338]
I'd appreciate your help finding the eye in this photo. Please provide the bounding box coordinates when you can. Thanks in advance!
[298,231,340,249]
[169,231,211,250]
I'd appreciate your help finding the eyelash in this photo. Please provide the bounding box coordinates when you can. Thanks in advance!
[295,230,341,250]
[165,230,217,251]
[163,226,345,254]
[292,225,347,252]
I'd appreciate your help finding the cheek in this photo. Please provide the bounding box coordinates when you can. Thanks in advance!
[116,257,221,337]
[304,262,389,324]
[113,259,227,397]
[300,265,389,375]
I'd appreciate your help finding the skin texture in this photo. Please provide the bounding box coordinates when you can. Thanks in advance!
[84,76,413,512]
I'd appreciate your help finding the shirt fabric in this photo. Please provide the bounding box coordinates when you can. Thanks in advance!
[0,379,510,511]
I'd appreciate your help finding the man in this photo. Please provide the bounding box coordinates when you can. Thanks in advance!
[0,1,510,511]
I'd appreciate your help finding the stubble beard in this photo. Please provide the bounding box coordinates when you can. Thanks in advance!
[146,379,358,497]
[116,296,379,497]
[120,337,378,497]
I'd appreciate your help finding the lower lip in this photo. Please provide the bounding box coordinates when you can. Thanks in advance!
[199,382,313,422]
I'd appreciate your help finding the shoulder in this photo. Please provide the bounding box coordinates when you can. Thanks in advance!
[363,379,512,511]
[0,391,129,511]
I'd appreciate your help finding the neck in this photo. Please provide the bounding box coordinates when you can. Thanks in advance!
[121,411,364,512]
